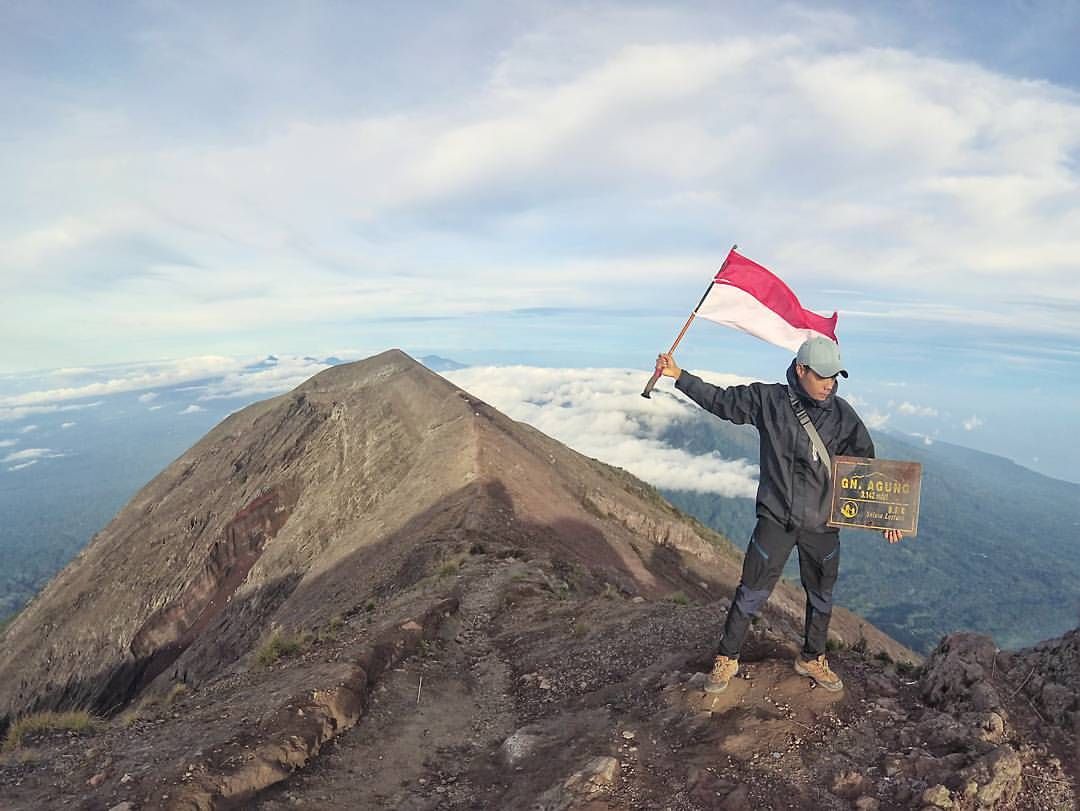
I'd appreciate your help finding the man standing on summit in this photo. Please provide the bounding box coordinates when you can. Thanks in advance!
[656,336,903,693]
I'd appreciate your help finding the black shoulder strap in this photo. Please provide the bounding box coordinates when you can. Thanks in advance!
[787,387,831,477]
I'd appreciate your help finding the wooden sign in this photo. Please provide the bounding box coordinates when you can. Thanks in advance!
[827,456,922,536]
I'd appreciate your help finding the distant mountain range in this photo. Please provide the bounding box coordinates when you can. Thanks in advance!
[656,405,1080,653]
[418,354,468,371]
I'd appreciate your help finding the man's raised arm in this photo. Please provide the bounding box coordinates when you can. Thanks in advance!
[656,353,761,426]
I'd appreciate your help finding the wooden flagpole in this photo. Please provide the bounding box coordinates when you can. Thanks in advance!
[640,245,737,399]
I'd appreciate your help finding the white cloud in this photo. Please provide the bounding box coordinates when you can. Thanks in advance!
[0,357,246,408]
[49,367,95,376]
[5,6,1080,372]
[1,448,64,464]
[19,425,38,434]
[199,356,331,400]
[179,405,205,414]
[0,400,103,423]
[0,356,340,421]
[148,405,163,411]
[863,411,891,430]
[963,415,984,431]
[61,421,75,429]
[7,461,37,472]
[897,401,939,418]
[0,439,16,447]
[445,365,759,498]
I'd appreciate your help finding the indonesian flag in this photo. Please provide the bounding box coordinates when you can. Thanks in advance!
[695,249,838,351]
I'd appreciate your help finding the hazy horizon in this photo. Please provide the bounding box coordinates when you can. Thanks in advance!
[2,350,1078,486]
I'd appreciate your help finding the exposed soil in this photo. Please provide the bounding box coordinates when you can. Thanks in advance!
[3,545,1073,810]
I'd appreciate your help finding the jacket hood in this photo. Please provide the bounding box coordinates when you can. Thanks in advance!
[786,359,837,411]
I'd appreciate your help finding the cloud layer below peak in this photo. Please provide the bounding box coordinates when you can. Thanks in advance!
[445,366,759,498]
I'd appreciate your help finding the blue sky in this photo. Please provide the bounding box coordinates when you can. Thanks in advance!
[3,1,1080,482]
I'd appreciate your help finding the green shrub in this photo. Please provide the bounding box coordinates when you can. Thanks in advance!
[896,660,919,677]
[255,629,309,667]
[543,574,570,600]
[668,591,690,606]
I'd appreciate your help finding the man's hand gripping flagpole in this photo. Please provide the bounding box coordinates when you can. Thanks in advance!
[641,245,736,399]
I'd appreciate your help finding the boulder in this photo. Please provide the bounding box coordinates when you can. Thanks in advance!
[921,633,1003,717]
[959,744,1023,807]
[563,756,620,795]
[921,784,953,808]
[830,769,872,800]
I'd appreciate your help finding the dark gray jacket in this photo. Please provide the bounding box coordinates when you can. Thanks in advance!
[675,360,875,533]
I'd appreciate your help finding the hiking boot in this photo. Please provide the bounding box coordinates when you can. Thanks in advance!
[794,654,844,691]
[704,655,739,694]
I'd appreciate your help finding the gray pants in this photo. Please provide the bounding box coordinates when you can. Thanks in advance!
[718,517,840,659]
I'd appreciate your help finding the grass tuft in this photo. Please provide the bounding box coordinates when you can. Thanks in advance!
[851,627,869,655]
[316,615,345,642]
[163,683,189,706]
[896,659,920,677]
[255,629,310,667]
[3,711,98,751]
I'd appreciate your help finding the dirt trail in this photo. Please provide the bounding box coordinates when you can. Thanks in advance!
[254,555,521,810]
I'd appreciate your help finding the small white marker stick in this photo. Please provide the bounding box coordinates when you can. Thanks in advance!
[417,675,423,704]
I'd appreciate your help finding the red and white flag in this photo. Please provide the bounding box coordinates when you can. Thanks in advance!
[695,249,838,351]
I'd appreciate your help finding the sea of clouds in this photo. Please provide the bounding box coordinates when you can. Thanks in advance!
[446,365,759,497]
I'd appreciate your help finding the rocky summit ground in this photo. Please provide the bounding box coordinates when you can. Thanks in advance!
[1,541,1075,810]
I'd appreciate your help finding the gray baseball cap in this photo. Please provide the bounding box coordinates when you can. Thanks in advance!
[796,336,848,378]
